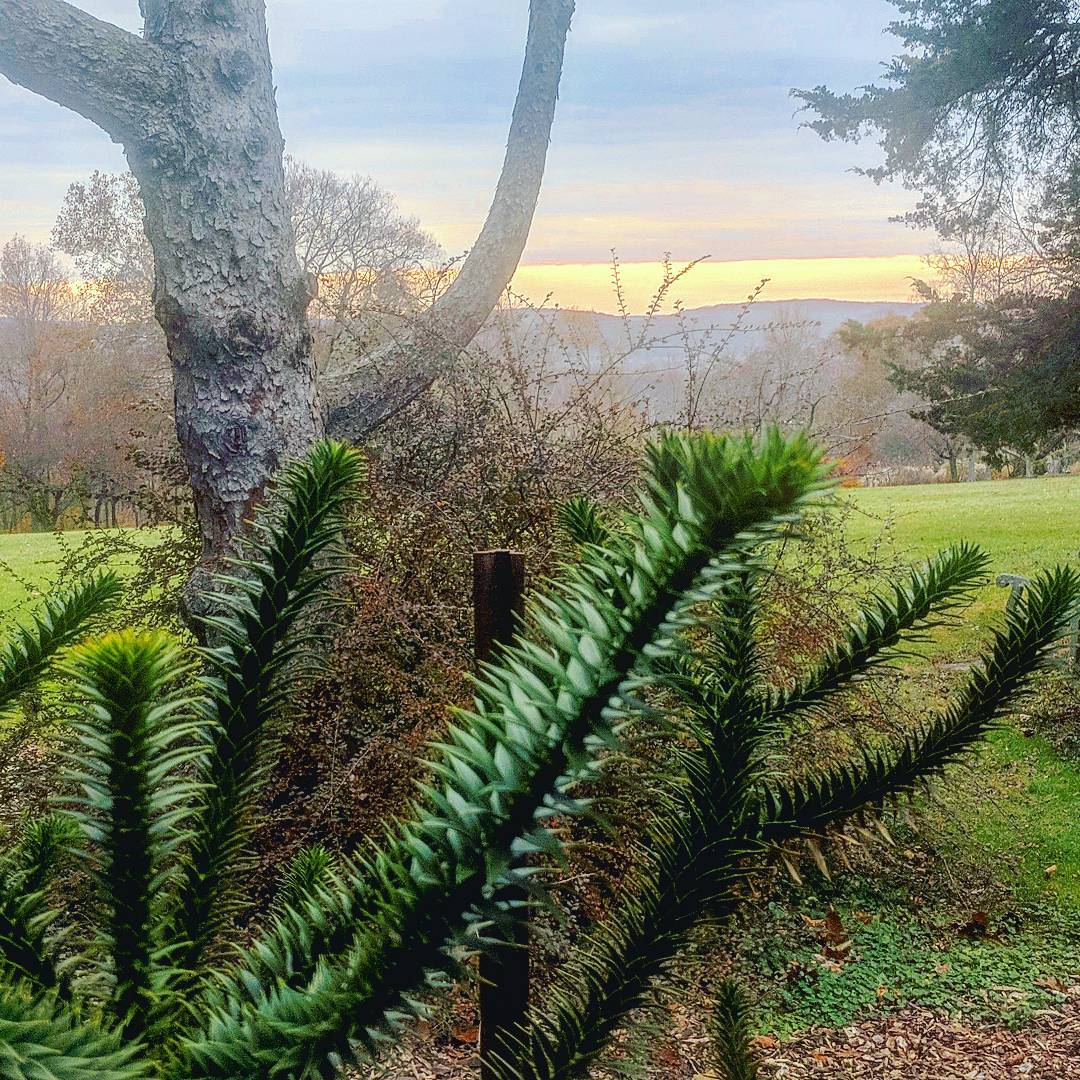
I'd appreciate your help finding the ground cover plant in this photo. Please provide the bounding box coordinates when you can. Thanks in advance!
[0,432,1073,1078]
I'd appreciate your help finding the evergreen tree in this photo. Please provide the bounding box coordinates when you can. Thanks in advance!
[795,1,1080,222]
[0,432,1073,1079]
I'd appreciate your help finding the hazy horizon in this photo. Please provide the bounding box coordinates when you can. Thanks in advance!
[0,2,935,309]
[511,255,930,312]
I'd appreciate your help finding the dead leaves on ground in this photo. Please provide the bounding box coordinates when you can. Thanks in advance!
[353,986,1080,1078]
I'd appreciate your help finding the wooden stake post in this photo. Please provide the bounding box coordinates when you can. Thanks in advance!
[473,550,529,1079]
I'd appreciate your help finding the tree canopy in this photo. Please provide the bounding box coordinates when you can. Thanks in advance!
[883,291,1080,466]
[795,1,1080,227]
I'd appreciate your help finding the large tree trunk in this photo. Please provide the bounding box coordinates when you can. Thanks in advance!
[132,0,322,557]
[0,0,574,568]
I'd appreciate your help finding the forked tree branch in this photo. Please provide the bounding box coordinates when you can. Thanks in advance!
[324,0,576,441]
[0,0,172,144]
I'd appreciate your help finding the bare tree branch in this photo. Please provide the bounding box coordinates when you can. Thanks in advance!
[0,0,172,143]
[324,0,576,441]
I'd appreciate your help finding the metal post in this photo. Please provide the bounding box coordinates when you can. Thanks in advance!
[474,550,529,1079]
[996,573,1031,615]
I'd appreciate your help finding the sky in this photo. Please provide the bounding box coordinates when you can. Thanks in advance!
[0,1,935,311]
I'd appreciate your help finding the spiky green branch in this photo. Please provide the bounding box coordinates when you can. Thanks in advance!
[0,574,121,718]
[556,496,617,551]
[62,632,201,1040]
[0,982,142,1079]
[179,431,829,1078]
[762,565,1080,843]
[0,575,121,997]
[14,815,80,899]
[0,814,82,996]
[488,562,1076,1079]
[709,981,758,1080]
[497,582,765,1080]
[168,442,364,979]
[767,543,989,723]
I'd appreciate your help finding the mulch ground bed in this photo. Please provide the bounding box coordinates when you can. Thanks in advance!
[755,986,1080,1078]
[354,986,1080,1079]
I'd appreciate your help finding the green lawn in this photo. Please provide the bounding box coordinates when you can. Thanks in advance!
[0,528,161,627]
[737,477,1080,1037]
[3,475,1076,611]
[841,477,1080,901]
[846,476,1080,653]
[959,727,1080,907]
[848,475,1080,574]
[0,530,82,619]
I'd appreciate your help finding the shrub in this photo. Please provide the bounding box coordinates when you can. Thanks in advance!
[0,432,1073,1079]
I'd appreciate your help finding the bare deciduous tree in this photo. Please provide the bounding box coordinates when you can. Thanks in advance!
[52,170,156,323]
[0,238,75,470]
[0,236,173,531]
[284,157,443,370]
[0,0,575,576]
[685,318,830,437]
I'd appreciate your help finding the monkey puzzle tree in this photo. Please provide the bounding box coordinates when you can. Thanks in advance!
[0,431,1075,1078]
[0,0,574,573]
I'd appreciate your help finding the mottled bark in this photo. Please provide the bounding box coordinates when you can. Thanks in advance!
[131,0,322,558]
[0,0,171,143]
[0,0,573,563]
[324,0,576,441]
[0,0,320,565]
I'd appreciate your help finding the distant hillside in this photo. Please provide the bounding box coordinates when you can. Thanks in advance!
[592,299,921,362]
[670,299,923,338]
[492,298,923,373]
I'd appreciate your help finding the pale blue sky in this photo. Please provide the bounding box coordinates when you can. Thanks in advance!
[0,1,933,298]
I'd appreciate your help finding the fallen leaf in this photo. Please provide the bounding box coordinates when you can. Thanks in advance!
[958,910,991,938]
[824,910,846,944]
[450,1024,478,1046]
[654,1045,681,1067]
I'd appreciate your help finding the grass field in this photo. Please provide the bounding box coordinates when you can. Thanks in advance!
[0,528,163,626]
[3,475,1076,608]
[848,475,1080,574]
[845,476,1080,654]
[839,478,1080,908]
[0,530,71,609]
[0,479,1077,1037]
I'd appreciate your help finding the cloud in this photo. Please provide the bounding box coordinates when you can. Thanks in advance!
[573,14,688,45]
[0,0,927,300]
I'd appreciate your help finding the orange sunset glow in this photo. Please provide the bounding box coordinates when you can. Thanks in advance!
[511,255,929,312]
